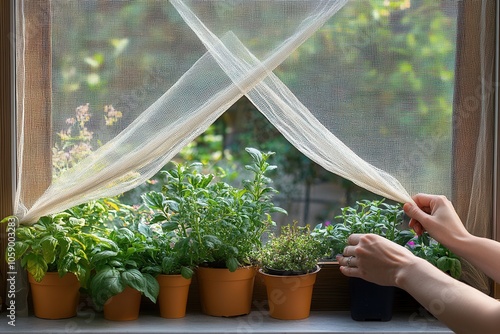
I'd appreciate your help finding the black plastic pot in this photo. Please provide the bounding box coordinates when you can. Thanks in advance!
[349,277,395,321]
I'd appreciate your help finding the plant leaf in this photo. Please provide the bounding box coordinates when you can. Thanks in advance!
[40,235,58,264]
[91,250,119,263]
[226,257,239,272]
[90,266,124,310]
[121,268,146,293]
[24,253,48,282]
[13,241,29,260]
[142,273,160,303]
[180,266,193,279]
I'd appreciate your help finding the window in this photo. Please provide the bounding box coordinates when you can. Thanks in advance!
[1,0,498,307]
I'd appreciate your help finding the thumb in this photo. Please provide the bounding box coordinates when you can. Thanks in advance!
[403,202,430,235]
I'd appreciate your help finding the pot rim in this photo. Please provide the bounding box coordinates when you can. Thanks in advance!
[258,264,321,277]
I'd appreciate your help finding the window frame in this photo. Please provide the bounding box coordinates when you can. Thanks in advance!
[0,0,499,305]
[495,0,500,299]
[0,0,14,308]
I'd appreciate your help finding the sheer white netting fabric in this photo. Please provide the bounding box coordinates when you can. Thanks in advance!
[13,0,496,311]
[17,0,426,224]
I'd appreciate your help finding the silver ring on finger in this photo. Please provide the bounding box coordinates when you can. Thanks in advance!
[347,256,354,267]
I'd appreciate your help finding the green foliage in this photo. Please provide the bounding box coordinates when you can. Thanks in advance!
[406,232,461,279]
[51,2,458,214]
[259,222,324,275]
[139,219,195,279]
[312,198,462,279]
[142,147,287,272]
[88,222,160,310]
[3,213,105,287]
[313,199,414,257]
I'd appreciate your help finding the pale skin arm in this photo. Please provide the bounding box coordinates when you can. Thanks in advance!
[338,234,500,334]
[404,194,500,283]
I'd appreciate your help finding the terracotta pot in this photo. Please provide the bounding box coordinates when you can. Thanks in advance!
[259,266,320,320]
[197,266,256,317]
[103,286,141,321]
[156,274,192,318]
[28,272,80,319]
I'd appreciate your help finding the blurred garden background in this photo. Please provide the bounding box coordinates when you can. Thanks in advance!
[50,0,458,227]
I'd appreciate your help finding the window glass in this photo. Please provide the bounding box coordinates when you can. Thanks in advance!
[49,0,458,224]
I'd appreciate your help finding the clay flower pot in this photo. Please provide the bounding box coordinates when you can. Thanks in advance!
[156,274,192,318]
[259,266,320,320]
[28,272,80,319]
[197,266,256,317]
[103,286,141,321]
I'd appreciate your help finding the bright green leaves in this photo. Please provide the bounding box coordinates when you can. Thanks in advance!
[121,269,146,293]
[89,266,124,310]
[436,257,462,280]
[23,253,48,282]
[11,214,97,286]
[13,241,29,261]
[259,223,324,274]
[87,222,161,308]
[312,199,462,279]
[141,148,286,273]
[141,191,164,211]
[407,233,462,279]
[40,235,58,264]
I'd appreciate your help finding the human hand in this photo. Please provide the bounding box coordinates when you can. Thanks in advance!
[403,193,469,248]
[336,233,418,287]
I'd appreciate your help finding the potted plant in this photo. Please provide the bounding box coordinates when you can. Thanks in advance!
[88,220,160,321]
[144,147,286,316]
[313,199,461,321]
[137,213,195,319]
[313,199,414,321]
[258,222,325,320]
[1,210,104,319]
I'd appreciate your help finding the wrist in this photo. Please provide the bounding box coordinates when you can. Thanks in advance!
[394,256,432,290]
[444,232,475,258]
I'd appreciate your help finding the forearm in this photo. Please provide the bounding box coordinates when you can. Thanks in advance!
[396,257,500,334]
[447,235,500,283]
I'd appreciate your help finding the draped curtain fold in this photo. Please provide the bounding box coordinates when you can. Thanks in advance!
[452,0,496,294]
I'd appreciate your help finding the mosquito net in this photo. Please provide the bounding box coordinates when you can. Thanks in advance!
[16,0,457,223]
[11,0,495,311]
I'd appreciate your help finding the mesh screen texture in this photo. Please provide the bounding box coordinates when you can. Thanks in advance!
[17,0,458,225]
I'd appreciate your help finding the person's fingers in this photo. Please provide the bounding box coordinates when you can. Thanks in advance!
[343,246,354,256]
[404,202,431,228]
[336,255,357,267]
[411,193,434,209]
[348,233,362,246]
[339,265,361,278]
[408,218,425,236]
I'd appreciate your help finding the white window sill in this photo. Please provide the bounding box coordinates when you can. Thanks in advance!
[0,311,453,333]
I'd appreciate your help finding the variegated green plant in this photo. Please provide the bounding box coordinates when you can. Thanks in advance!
[3,213,106,287]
